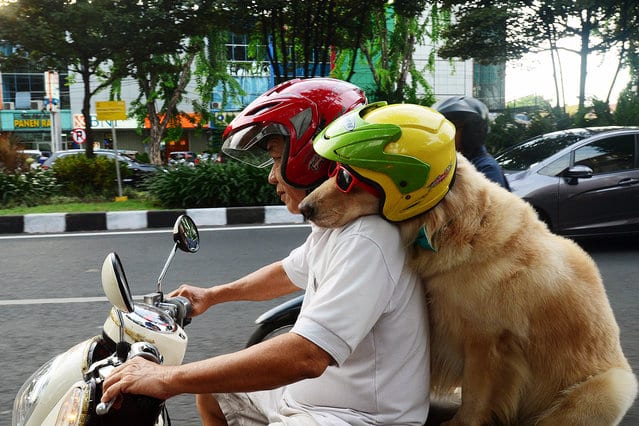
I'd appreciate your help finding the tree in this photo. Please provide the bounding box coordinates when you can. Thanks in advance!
[231,0,440,104]
[347,1,443,104]
[438,1,533,65]
[98,1,225,165]
[223,0,375,84]
[0,0,126,156]
[1,0,229,165]
[438,0,630,110]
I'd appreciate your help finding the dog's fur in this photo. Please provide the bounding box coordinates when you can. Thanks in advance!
[299,155,638,425]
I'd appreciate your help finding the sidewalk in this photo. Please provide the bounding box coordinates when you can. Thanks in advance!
[0,205,304,234]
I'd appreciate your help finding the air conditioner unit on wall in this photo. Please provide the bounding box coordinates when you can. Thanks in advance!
[2,102,15,110]
[30,100,43,110]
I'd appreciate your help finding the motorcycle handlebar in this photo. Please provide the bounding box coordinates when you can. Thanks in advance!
[159,295,193,328]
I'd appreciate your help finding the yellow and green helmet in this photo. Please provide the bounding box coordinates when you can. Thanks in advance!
[313,102,456,222]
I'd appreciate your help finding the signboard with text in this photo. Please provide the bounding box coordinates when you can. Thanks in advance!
[96,101,127,121]
[44,71,60,112]
[72,114,138,129]
[12,113,50,129]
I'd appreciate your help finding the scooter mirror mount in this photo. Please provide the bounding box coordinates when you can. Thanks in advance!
[155,214,200,294]
[101,252,135,314]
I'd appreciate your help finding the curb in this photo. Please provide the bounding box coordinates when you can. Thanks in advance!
[0,206,304,235]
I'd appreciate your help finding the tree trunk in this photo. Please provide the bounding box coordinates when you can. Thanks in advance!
[578,14,592,110]
[144,51,197,165]
[81,65,94,157]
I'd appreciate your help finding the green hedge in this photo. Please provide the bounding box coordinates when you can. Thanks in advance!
[0,170,61,207]
[52,154,131,198]
[0,160,282,209]
[145,161,282,209]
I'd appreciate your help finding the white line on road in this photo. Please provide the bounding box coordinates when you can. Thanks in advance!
[0,223,310,240]
[0,295,147,306]
[0,296,109,305]
[1,223,311,306]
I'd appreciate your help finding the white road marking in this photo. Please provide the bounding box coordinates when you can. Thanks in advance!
[0,223,309,240]
[0,296,146,306]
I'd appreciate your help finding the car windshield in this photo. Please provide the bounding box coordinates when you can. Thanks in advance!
[496,129,592,171]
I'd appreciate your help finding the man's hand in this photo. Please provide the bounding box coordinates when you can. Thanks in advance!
[101,357,174,405]
[168,284,212,316]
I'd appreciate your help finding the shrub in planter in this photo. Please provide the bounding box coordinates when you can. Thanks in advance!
[145,161,281,209]
[52,154,131,198]
[0,169,61,207]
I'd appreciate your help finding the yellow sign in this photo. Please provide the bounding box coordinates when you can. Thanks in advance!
[96,101,127,121]
[14,118,51,128]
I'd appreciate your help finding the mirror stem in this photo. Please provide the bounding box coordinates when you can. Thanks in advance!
[156,244,178,293]
[117,309,125,343]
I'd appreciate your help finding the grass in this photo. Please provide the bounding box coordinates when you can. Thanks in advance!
[0,198,163,216]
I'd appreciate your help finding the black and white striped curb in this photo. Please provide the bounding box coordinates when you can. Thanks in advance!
[0,206,304,234]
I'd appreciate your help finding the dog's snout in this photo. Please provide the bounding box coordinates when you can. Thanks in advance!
[299,201,314,221]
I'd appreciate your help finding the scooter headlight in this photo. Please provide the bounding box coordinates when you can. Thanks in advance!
[12,355,57,426]
[55,382,91,426]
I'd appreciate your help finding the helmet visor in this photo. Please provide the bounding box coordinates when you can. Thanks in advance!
[221,123,289,168]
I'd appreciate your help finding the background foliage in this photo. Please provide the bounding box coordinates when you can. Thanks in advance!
[486,85,639,154]
[144,162,280,209]
[0,170,60,207]
[50,155,132,198]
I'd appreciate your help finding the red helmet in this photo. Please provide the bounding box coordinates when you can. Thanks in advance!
[221,78,367,189]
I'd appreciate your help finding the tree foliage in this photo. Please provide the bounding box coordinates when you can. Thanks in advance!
[439,0,638,110]
[438,1,532,65]
[105,1,225,164]
[222,0,377,84]
[0,0,229,165]
[347,2,445,104]
[0,0,127,156]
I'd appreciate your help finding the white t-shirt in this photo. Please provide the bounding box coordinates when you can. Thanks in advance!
[282,215,429,425]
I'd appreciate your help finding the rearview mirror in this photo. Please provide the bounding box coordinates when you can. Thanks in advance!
[173,215,199,253]
[101,252,134,313]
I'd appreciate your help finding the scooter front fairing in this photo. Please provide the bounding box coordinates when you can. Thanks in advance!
[13,336,103,426]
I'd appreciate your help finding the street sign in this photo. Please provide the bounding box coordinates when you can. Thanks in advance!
[96,101,127,121]
[44,71,60,112]
[71,128,87,144]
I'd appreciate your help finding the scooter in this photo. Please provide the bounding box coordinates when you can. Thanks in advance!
[12,214,200,426]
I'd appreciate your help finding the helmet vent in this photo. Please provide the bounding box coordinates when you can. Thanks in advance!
[247,101,281,117]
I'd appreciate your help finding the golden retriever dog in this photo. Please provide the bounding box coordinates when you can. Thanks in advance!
[299,155,638,425]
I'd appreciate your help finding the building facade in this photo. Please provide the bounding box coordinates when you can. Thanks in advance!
[0,71,73,151]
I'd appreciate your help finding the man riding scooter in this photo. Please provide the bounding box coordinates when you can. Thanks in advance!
[102,78,432,425]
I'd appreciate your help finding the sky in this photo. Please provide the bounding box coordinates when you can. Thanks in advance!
[505,42,631,106]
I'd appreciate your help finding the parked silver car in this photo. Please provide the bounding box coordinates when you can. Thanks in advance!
[495,127,639,237]
[41,149,158,186]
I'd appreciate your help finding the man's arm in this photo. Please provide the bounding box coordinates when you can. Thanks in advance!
[169,261,301,316]
[101,332,332,402]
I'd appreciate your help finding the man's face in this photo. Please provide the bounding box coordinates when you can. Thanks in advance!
[266,136,307,214]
